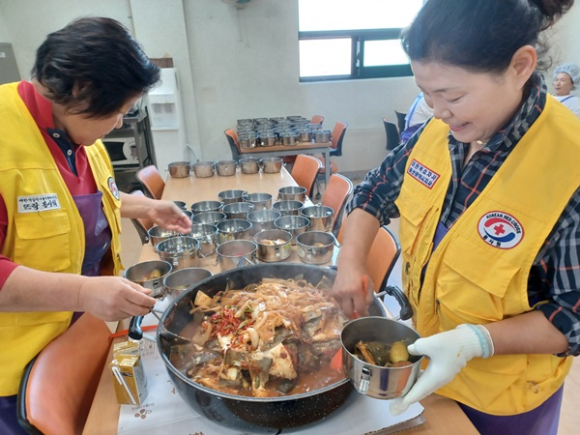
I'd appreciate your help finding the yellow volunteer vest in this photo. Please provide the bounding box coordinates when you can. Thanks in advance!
[395,95,580,415]
[0,82,123,395]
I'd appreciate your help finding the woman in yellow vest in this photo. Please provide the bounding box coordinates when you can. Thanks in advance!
[0,18,191,434]
[333,1,579,434]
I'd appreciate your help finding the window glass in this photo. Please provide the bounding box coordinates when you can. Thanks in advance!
[364,40,409,67]
[299,39,351,77]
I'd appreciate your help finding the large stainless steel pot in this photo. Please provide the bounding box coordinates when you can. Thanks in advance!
[156,236,200,270]
[278,186,307,202]
[260,157,282,173]
[253,229,292,262]
[243,192,272,211]
[301,205,334,232]
[216,218,252,244]
[216,160,237,176]
[247,209,281,236]
[192,161,215,178]
[145,264,394,433]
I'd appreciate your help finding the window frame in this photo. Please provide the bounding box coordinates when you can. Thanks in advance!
[299,28,413,83]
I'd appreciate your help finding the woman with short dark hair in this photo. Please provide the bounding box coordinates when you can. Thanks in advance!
[0,17,191,434]
[333,1,579,433]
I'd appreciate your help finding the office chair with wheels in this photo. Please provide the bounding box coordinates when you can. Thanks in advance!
[321,174,353,235]
[291,154,322,198]
[224,129,241,160]
[17,313,112,435]
[383,118,400,151]
[395,110,407,135]
[136,165,165,199]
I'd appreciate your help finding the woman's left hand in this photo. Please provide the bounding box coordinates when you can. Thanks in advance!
[149,200,192,234]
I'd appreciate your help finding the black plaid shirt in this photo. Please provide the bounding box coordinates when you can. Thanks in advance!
[348,74,580,356]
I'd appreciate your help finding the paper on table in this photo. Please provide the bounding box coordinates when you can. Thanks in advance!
[118,339,424,435]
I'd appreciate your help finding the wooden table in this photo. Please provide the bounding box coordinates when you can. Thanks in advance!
[239,141,332,186]
[83,168,479,435]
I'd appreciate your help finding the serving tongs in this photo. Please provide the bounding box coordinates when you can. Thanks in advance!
[128,307,192,345]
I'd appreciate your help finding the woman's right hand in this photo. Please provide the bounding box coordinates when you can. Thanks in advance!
[332,264,374,318]
[78,276,157,321]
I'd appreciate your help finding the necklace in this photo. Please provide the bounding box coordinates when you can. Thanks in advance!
[476,140,487,146]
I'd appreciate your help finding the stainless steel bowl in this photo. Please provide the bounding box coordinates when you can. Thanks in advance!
[278,186,307,202]
[301,205,334,232]
[147,226,180,252]
[190,223,218,256]
[173,200,187,210]
[274,215,310,245]
[272,200,304,217]
[222,202,255,220]
[156,236,200,270]
[218,189,247,205]
[191,200,223,214]
[163,267,212,303]
[168,161,190,178]
[243,192,272,211]
[341,317,423,400]
[191,211,226,225]
[124,260,172,298]
[253,229,292,262]
[261,157,283,173]
[192,161,215,178]
[239,157,260,174]
[216,240,257,272]
[296,231,336,265]
[247,209,281,236]
[216,219,253,244]
[216,160,237,176]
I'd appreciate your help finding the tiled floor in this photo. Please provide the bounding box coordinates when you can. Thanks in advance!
[119,174,579,434]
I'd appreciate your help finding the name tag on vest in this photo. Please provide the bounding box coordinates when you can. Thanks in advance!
[407,159,440,189]
[17,194,61,213]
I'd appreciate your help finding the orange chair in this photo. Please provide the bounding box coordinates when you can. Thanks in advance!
[17,313,112,435]
[290,154,322,197]
[337,220,401,295]
[321,174,353,234]
[311,115,325,126]
[136,165,165,199]
[129,190,155,244]
[314,121,348,197]
[224,128,241,160]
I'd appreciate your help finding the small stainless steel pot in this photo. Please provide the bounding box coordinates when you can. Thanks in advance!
[168,161,191,178]
[247,210,281,236]
[296,231,336,265]
[216,240,257,272]
[191,211,226,225]
[147,226,180,252]
[260,135,277,147]
[222,202,255,220]
[272,200,303,217]
[156,236,200,270]
[216,160,237,176]
[280,132,297,146]
[163,267,212,302]
[192,161,215,178]
[216,219,253,244]
[314,130,332,143]
[124,260,172,298]
[261,157,283,174]
[218,189,247,205]
[253,229,292,262]
[173,200,187,210]
[341,317,423,400]
[191,200,223,214]
[274,215,309,245]
[190,223,219,256]
[301,204,334,232]
[239,157,260,174]
[243,192,272,211]
[278,186,307,202]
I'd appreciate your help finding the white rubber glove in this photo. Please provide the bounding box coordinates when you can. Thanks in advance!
[390,324,493,416]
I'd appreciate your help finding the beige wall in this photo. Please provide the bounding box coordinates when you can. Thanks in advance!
[1,0,578,172]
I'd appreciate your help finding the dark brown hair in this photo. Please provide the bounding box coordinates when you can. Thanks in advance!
[32,17,160,118]
[401,0,574,73]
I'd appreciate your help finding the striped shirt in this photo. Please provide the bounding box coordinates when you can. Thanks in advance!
[348,74,580,356]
